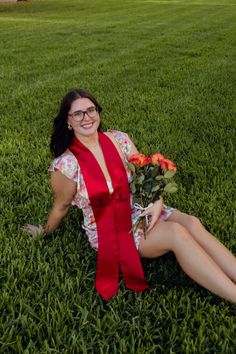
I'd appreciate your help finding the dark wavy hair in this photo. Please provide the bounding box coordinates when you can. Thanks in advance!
[50,88,103,157]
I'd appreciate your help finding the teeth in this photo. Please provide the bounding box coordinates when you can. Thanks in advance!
[82,123,93,128]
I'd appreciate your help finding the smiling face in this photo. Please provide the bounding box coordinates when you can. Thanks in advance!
[67,97,100,139]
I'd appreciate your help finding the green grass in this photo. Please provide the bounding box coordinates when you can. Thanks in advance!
[0,0,236,352]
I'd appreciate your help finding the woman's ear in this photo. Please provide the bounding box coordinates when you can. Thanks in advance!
[67,119,73,130]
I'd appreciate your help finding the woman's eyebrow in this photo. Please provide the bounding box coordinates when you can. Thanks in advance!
[74,106,95,112]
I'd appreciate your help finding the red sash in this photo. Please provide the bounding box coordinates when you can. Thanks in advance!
[70,132,148,300]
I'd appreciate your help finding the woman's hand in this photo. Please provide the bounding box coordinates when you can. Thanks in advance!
[21,171,76,239]
[140,197,163,232]
[22,224,44,236]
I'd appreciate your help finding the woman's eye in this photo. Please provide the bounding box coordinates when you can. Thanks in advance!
[75,111,82,117]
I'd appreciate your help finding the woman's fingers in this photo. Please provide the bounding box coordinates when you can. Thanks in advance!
[21,224,34,233]
[147,222,155,232]
[146,214,158,231]
[140,208,153,217]
[21,224,44,235]
[139,202,163,231]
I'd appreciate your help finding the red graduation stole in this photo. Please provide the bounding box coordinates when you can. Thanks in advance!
[70,132,148,300]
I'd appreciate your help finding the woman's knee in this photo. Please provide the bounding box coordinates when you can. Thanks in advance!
[169,210,203,231]
[183,214,204,234]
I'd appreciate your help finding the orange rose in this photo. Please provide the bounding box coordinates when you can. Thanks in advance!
[128,153,150,167]
[160,158,177,172]
[150,153,165,165]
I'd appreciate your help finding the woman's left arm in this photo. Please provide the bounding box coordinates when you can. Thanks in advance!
[128,137,164,231]
[140,197,163,232]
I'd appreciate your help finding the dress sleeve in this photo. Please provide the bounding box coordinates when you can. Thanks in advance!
[108,130,133,159]
[48,152,78,182]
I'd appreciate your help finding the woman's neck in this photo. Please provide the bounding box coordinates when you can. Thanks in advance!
[74,131,100,149]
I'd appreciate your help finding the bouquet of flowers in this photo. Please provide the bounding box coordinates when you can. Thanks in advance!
[127,152,177,233]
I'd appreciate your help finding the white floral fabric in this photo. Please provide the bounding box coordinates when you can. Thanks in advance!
[49,130,174,250]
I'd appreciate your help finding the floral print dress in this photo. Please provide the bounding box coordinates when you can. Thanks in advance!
[49,130,174,250]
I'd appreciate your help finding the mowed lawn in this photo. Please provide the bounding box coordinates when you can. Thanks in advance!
[0,0,236,352]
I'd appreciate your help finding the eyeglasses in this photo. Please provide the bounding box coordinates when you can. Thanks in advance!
[68,106,98,121]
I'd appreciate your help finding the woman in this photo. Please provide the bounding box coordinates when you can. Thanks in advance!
[23,88,236,302]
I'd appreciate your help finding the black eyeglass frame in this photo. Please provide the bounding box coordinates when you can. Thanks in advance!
[68,106,98,121]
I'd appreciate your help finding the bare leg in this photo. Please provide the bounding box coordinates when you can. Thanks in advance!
[139,221,236,303]
[168,210,236,283]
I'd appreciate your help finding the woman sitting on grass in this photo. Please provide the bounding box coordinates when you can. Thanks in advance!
[23,88,236,303]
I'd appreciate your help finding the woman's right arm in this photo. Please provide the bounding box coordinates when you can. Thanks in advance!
[23,170,77,236]
[44,170,77,233]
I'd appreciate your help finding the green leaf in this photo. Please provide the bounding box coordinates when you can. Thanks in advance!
[130,182,136,194]
[136,174,145,184]
[143,183,152,193]
[151,185,160,192]
[164,183,178,193]
[155,175,164,181]
[164,170,176,179]
[151,167,160,178]
[126,162,136,173]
